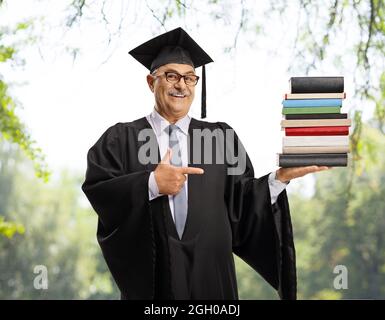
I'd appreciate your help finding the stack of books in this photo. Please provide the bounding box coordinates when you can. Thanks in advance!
[278,76,351,167]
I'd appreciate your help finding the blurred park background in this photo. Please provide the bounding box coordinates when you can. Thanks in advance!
[1,0,385,299]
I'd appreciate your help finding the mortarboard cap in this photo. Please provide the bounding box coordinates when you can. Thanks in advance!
[128,27,213,118]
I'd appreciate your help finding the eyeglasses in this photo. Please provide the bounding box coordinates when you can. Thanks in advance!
[154,71,200,86]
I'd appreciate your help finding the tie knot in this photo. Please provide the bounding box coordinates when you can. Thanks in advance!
[168,124,179,135]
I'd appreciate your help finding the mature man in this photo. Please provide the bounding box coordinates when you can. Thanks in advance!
[82,27,329,300]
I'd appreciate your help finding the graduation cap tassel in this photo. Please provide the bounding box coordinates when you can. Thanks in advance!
[201,64,207,119]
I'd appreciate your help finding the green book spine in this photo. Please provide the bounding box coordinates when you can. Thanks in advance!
[282,106,340,114]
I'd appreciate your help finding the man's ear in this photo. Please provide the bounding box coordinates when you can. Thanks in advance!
[146,74,155,92]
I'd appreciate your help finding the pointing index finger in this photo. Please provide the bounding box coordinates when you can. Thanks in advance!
[178,166,204,175]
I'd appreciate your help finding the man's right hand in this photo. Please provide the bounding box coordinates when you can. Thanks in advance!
[154,149,204,195]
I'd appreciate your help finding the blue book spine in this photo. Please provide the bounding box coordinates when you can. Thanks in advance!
[282,98,342,108]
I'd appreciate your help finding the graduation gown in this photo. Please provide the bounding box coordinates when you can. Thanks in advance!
[81,117,297,300]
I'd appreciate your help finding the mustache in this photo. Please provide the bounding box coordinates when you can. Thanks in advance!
[168,90,190,96]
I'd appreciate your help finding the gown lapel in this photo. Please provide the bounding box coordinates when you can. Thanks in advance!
[181,119,205,241]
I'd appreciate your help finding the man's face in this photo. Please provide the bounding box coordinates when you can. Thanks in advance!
[147,63,196,120]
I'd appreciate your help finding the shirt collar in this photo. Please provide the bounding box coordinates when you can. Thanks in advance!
[149,108,191,136]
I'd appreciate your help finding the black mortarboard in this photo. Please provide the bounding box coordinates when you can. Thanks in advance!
[128,27,213,118]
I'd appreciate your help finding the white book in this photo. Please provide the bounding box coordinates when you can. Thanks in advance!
[283,135,349,147]
[281,119,351,128]
[284,92,346,100]
[282,146,350,154]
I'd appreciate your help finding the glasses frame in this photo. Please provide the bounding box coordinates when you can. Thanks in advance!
[154,71,200,86]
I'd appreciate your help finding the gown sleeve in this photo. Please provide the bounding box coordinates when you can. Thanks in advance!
[81,123,154,299]
[220,122,297,300]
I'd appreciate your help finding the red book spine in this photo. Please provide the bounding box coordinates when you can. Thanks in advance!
[285,126,349,136]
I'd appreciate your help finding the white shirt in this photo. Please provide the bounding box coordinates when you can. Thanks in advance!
[146,108,287,222]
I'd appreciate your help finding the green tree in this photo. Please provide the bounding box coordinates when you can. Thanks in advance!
[1,2,50,238]
[1,0,384,299]
[0,11,49,181]
[290,122,385,299]
[0,142,25,238]
[0,141,119,299]
[57,0,385,298]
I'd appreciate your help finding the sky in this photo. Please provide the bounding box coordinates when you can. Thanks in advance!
[1,0,371,196]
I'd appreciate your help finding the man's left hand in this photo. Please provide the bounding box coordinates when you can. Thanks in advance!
[276,166,331,183]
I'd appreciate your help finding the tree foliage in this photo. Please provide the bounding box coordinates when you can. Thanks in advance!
[291,121,385,299]
[1,126,384,299]
[0,18,50,183]
[0,6,50,237]
[0,216,24,238]
[0,141,118,299]
[0,0,384,298]
[61,0,385,158]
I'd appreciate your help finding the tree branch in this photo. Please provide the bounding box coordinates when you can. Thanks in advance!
[66,0,86,27]
[232,0,247,49]
[145,0,169,31]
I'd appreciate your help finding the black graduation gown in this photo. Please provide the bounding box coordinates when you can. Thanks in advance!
[81,117,297,300]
